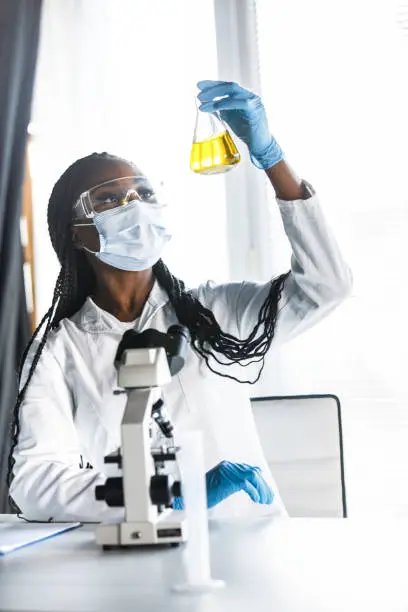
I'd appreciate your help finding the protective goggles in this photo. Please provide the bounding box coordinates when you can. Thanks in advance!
[72,176,163,220]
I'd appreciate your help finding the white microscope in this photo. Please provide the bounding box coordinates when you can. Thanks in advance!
[94,325,190,548]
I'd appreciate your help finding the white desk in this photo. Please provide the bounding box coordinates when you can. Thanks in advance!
[0,514,407,612]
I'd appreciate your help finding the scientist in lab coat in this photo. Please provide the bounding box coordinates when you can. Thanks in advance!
[8,81,352,522]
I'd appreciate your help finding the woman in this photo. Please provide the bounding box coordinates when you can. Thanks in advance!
[8,81,352,522]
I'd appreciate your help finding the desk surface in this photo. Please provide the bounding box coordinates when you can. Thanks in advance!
[0,515,407,612]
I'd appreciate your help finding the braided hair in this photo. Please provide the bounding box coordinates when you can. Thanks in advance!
[7,152,289,497]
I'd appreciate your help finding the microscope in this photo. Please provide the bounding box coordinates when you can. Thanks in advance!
[95,325,190,548]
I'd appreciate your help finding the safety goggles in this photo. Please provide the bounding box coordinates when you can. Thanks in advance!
[72,176,163,220]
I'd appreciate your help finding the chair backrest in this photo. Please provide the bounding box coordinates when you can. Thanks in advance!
[251,394,347,517]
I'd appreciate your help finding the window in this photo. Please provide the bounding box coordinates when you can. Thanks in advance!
[30,0,227,319]
[255,0,408,515]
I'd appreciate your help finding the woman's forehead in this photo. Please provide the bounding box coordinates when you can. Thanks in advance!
[80,161,143,194]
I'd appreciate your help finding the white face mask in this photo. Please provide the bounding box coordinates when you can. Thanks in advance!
[83,199,172,271]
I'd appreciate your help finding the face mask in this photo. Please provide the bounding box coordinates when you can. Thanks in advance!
[84,199,171,271]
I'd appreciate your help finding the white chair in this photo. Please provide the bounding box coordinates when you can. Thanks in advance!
[251,394,347,517]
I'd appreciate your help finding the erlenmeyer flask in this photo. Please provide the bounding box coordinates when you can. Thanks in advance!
[190,107,241,175]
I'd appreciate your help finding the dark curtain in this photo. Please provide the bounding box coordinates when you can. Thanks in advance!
[0,0,43,512]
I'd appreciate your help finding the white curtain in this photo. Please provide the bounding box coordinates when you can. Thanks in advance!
[31,0,227,320]
[254,0,408,515]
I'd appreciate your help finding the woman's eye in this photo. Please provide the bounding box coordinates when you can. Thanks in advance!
[140,188,157,203]
[141,190,153,200]
[96,194,119,207]
[94,195,121,212]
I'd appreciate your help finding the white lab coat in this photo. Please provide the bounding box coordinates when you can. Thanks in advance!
[11,194,352,522]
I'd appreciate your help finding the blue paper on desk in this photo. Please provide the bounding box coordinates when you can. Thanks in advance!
[0,521,81,555]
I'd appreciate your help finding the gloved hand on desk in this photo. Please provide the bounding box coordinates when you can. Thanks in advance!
[173,460,274,510]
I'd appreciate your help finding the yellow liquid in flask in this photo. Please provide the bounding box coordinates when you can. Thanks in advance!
[190,131,241,175]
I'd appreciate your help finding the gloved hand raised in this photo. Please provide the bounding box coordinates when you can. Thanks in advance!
[173,460,274,510]
[197,80,283,171]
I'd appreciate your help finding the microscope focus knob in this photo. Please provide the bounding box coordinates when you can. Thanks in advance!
[95,485,106,501]
[172,481,182,498]
[150,475,181,506]
[103,453,122,468]
[95,477,124,507]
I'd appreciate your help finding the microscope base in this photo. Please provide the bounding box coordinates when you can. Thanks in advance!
[96,511,187,547]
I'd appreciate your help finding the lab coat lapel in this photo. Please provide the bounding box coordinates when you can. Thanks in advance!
[138,281,170,331]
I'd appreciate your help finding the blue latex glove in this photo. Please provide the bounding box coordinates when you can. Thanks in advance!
[197,80,283,171]
[173,460,274,510]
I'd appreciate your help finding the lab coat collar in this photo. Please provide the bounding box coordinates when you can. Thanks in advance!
[72,280,170,333]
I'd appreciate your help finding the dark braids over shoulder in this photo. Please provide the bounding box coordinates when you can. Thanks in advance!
[153,259,288,380]
[7,152,289,498]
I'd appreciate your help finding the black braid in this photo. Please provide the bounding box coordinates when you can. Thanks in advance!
[6,151,289,503]
[153,259,289,384]
[6,152,124,500]
[7,271,63,509]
